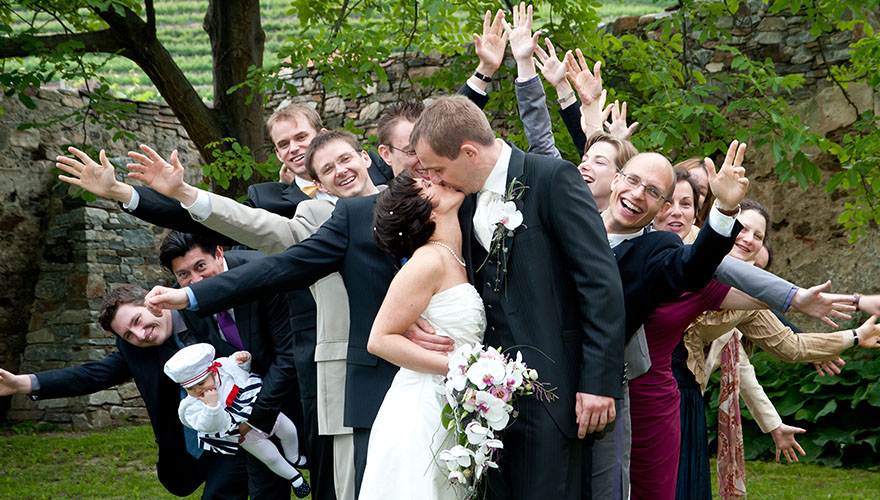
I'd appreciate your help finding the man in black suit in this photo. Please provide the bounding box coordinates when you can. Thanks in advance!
[0,284,248,499]
[407,95,624,499]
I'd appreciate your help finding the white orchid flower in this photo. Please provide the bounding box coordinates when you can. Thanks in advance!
[489,200,523,230]
[466,356,507,390]
[465,421,492,445]
[475,390,510,430]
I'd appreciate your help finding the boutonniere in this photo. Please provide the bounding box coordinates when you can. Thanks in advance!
[479,179,528,292]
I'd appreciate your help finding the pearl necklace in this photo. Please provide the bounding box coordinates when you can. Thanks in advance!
[428,240,466,268]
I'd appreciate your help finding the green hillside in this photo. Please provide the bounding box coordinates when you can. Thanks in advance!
[7,0,674,103]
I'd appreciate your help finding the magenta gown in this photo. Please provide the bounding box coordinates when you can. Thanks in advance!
[628,280,731,500]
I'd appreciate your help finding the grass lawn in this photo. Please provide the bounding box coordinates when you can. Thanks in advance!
[2,425,879,499]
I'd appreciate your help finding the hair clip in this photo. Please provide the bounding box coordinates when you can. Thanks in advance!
[398,232,403,236]
[389,210,394,215]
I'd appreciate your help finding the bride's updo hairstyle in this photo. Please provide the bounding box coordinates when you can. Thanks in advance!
[373,171,436,260]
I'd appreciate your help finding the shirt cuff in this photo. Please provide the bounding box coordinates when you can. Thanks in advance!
[121,188,140,211]
[514,74,541,88]
[781,287,798,312]
[183,189,212,221]
[184,287,200,311]
[707,202,740,237]
[466,79,488,97]
[28,374,41,399]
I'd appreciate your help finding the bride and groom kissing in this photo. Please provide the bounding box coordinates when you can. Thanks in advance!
[146,95,626,499]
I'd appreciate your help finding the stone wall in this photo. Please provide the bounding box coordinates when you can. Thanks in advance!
[1,3,878,426]
[0,90,200,427]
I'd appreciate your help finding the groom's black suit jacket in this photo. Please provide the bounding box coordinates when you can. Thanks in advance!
[613,227,742,341]
[187,193,399,430]
[460,146,626,439]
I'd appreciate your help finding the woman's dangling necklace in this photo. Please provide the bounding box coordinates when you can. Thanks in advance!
[428,240,466,268]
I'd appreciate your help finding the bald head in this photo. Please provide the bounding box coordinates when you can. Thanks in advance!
[621,152,675,198]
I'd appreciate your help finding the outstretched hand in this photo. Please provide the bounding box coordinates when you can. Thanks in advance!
[770,423,806,463]
[705,140,749,211]
[534,39,568,88]
[813,357,845,376]
[144,286,191,316]
[127,145,197,205]
[56,147,133,203]
[0,367,31,396]
[564,49,602,105]
[856,314,880,348]
[474,10,509,76]
[789,280,855,328]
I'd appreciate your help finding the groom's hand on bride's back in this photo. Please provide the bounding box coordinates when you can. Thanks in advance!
[575,392,616,438]
[402,317,454,352]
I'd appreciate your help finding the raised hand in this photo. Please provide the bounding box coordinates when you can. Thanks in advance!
[565,49,603,105]
[144,285,191,316]
[534,39,568,88]
[789,280,855,328]
[603,100,639,141]
[705,140,749,212]
[56,147,133,203]
[474,10,509,77]
[506,3,540,64]
[126,145,198,205]
[769,423,806,463]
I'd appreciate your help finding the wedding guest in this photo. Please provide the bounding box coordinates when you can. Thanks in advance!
[0,285,251,500]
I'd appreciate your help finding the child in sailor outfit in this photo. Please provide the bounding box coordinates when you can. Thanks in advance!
[164,343,310,498]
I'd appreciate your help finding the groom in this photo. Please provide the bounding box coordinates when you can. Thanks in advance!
[411,95,626,499]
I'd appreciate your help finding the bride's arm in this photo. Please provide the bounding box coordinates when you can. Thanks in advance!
[367,249,450,376]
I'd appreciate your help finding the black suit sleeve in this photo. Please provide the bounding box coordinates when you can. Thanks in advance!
[641,223,742,304]
[456,83,489,109]
[367,150,394,186]
[559,101,587,157]
[34,350,132,399]
[247,291,299,432]
[189,199,352,315]
[546,164,626,397]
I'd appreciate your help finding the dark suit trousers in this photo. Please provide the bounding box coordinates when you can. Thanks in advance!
[201,450,249,500]
[485,396,582,500]
[352,427,371,499]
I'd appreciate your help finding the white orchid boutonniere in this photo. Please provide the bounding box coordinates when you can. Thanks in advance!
[479,178,528,292]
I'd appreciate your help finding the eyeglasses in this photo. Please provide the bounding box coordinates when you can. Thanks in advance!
[621,173,668,202]
[388,145,418,157]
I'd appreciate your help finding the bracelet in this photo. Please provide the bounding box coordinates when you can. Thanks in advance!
[557,91,576,104]
[473,71,492,83]
[854,293,861,309]
[716,203,741,217]
[852,328,859,348]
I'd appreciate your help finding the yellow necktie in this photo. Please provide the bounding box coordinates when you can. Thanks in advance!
[300,184,318,198]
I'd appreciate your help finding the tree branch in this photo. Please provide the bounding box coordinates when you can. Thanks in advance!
[146,0,156,36]
[0,29,121,58]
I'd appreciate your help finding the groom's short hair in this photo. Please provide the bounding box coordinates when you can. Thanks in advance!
[410,95,495,160]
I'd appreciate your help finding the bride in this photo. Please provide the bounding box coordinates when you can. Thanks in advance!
[359,171,485,500]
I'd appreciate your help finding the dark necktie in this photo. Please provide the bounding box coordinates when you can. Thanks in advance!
[216,310,244,350]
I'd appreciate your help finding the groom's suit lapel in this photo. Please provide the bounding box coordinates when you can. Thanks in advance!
[502,147,527,267]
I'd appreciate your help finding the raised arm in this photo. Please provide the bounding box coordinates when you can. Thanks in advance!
[536,39,586,154]
[460,9,509,105]
[56,147,134,204]
[507,3,561,158]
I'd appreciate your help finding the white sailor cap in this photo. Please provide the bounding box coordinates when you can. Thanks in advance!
[164,343,217,388]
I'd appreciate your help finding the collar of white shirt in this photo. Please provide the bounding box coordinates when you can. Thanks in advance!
[481,140,512,196]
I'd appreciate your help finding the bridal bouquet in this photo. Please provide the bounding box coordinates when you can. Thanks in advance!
[438,343,556,497]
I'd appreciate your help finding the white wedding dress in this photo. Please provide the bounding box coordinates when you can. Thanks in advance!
[358,283,486,500]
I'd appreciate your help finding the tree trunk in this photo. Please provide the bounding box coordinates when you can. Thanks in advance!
[205,0,269,197]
